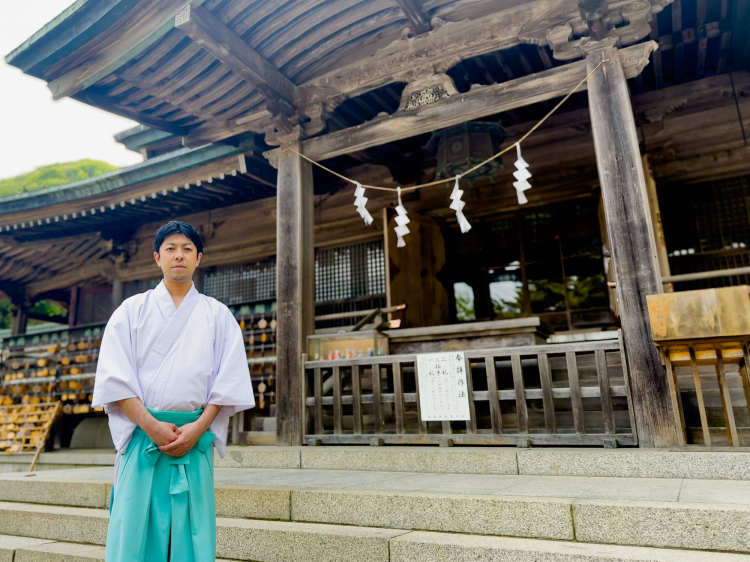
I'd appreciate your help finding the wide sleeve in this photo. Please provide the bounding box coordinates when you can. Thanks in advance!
[91,304,143,414]
[207,305,255,418]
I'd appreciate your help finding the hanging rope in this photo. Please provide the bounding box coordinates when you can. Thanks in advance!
[282,59,609,192]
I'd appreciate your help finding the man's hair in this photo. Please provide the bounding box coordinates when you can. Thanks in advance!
[153,221,204,255]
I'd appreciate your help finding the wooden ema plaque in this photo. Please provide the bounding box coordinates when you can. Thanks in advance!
[0,402,61,468]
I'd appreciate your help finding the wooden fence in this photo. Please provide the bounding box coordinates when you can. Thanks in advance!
[303,332,637,447]
[661,339,750,447]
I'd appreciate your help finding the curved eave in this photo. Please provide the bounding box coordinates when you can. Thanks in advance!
[114,125,176,152]
[4,0,143,79]
[0,139,254,216]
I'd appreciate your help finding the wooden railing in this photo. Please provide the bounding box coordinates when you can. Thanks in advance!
[661,339,750,447]
[302,332,637,447]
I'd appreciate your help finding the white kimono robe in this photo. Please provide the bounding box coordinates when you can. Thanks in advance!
[92,281,255,489]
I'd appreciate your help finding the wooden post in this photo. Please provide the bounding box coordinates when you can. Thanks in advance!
[275,138,314,446]
[642,155,673,292]
[111,278,124,313]
[193,268,205,294]
[68,287,79,327]
[584,38,681,447]
[10,305,27,336]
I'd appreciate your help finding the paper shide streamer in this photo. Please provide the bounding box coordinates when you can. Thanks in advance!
[353,182,373,225]
[512,143,532,205]
[450,175,471,233]
[270,61,609,250]
[394,187,410,248]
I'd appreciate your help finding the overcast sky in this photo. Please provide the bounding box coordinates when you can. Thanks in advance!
[0,1,143,181]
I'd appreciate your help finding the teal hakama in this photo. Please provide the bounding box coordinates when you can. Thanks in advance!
[106,407,216,562]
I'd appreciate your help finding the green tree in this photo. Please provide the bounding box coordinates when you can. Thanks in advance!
[0,160,118,198]
[27,300,67,325]
[0,301,13,330]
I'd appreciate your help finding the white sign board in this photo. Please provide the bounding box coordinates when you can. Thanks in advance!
[416,351,471,421]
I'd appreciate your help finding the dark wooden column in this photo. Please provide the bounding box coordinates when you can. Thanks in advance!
[193,268,205,294]
[111,278,124,314]
[10,305,27,336]
[584,38,680,447]
[275,138,315,446]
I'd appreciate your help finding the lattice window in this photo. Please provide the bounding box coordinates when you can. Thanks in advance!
[661,175,750,255]
[204,259,277,305]
[315,240,386,303]
[124,240,387,308]
[661,175,750,290]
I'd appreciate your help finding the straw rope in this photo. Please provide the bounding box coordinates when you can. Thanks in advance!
[282,59,609,192]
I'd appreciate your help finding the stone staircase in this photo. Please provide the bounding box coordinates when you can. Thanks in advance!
[0,446,748,560]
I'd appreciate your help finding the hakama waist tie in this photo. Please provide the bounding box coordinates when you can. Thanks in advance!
[106,407,216,562]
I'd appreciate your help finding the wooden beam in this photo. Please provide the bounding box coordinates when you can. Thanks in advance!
[584,39,681,448]
[395,0,431,35]
[672,0,684,84]
[695,0,708,78]
[275,139,314,446]
[174,4,296,105]
[298,0,552,107]
[27,261,112,297]
[266,42,656,164]
[46,0,200,100]
[649,20,663,89]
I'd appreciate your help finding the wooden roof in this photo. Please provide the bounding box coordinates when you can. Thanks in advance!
[7,0,746,153]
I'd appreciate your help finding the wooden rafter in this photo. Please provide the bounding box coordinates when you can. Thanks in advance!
[299,2,550,107]
[174,4,297,105]
[46,0,205,100]
[395,0,431,35]
[27,261,114,297]
[266,42,657,164]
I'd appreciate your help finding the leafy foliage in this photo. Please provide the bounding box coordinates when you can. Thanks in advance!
[0,160,117,198]
[0,301,12,330]
[27,300,68,325]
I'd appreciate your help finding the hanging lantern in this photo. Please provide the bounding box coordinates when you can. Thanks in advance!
[426,121,509,183]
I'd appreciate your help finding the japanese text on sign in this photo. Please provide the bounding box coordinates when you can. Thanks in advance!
[416,352,471,421]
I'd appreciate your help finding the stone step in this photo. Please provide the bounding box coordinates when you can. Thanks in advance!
[0,449,115,475]
[216,446,750,481]
[0,525,748,562]
[0,535,238,561]
[0,476,749,554]
[0,476,291,521]
[11,446,750,481]
[0,503,405,561]
[390,532,750,562]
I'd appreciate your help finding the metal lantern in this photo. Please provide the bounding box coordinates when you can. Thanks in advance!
[426,121,509,182]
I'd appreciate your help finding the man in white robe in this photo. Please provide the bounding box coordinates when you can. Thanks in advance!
[92,220,254,562]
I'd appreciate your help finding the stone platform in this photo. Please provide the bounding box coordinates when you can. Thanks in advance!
[0,446,747,560]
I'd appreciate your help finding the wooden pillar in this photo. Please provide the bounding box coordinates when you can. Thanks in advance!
[193,268,205,294]
[68,287,80,327]
[111,278,124,313]
[275,138,315,446]
[584,38,681,447]
[10,306,27,336]
[642,155,673,292]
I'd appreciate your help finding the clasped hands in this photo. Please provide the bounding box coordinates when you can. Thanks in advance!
[148,419,205,457]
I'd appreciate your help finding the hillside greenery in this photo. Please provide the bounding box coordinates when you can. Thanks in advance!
[0,160,117,198]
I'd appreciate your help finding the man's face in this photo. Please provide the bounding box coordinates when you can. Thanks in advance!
[154,233,201,283]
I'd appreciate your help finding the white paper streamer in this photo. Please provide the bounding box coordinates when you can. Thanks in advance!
[449,175,472,233]
[512,143,532,205]
[353,182,374,226]
[394,186,410,248]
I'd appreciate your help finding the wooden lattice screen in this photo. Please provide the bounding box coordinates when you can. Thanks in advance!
[303,333,636,447]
